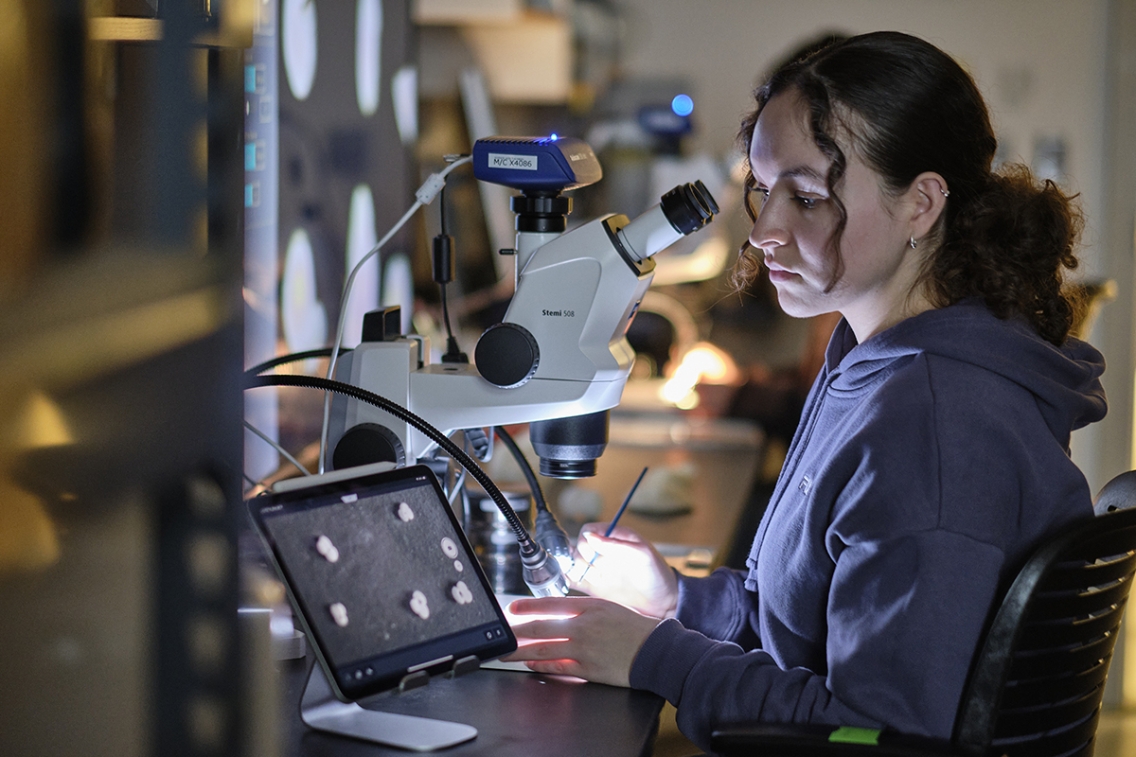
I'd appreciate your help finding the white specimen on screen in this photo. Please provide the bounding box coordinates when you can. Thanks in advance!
[315,534,339,563]
[440,537,458,558]
[397,502,414,522]
[329,602,349,627]
[453,560,463,572]
[409,590,430,619]
[451,581,473,605]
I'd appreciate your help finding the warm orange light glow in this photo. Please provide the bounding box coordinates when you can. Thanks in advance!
[659,342,740,407]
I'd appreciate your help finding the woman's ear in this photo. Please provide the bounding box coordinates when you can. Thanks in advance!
[907,172,949,241]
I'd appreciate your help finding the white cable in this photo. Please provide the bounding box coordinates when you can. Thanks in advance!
[318,155,474,473]
[448,466,468,507]
[244,420,312,476]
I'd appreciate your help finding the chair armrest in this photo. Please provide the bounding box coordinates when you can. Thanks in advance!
[710,723,959,757]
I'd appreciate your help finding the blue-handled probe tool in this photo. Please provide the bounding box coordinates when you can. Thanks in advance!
[577,466,649,583]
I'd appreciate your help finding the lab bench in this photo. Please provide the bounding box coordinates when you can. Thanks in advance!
[252,412,763,756]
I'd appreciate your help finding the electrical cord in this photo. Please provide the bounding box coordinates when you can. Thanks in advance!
[244,420,312,477]
[245,351,507,521]
[447,464,467,508]
[318,155,474,473]
[245,347,349,378]
[439,184,454,338]
[434,183,467,364]
[245,372,568,596]
[494,426,549,512]
[494,425,574,569]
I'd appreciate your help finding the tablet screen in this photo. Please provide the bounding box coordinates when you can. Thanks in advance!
[249,465,516,700]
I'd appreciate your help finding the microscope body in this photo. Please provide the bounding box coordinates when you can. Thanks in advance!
[325,213,655,471]
[324,136,717,477]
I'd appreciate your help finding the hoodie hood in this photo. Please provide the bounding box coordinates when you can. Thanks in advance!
[825,299,1107,445]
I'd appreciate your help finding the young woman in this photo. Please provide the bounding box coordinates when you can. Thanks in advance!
[503,31,1107,750]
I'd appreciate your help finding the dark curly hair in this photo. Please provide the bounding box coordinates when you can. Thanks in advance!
[733,31,1084,345]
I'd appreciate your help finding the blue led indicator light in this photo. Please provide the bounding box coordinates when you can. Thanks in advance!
[671,94,694,117]
[550,133,559,141]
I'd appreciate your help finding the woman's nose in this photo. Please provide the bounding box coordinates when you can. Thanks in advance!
[749,200,789,250]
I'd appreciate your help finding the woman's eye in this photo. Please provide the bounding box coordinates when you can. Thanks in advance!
[795,195,819,210]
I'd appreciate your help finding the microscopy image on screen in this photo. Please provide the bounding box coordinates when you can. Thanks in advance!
[259,474,501,668]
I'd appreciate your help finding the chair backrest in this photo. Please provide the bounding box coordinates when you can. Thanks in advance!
[1093,469,1136,516]
[953,489,1136,757]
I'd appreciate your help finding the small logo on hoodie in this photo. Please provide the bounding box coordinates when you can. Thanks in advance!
[798,475,812,495]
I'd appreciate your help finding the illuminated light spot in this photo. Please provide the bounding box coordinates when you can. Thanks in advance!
[345,184,380,347]
[355,0,383,116]
[671,94,694,117]
[16,390,74,448]
[675,392,700,411]
[660,341,739,407]
[391,65,418,144]
[382,253,413,334]
[281,227,328,355]
[282,0,318,101]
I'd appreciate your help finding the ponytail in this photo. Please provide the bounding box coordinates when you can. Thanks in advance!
[929,164,1084,345]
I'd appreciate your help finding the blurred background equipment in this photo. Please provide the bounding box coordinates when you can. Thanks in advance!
[0,1,252,756]
[6,2,1136,755]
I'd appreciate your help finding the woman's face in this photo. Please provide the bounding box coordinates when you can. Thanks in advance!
[747,90,929,341]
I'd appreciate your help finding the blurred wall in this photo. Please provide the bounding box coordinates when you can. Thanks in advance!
[613,0,1108,275]
[611,1,1130,486]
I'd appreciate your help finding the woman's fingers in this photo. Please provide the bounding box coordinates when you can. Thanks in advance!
[501,597,661,687]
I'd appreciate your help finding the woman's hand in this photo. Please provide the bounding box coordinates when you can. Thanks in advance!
[570,525,678,619]
[501,596,660,687]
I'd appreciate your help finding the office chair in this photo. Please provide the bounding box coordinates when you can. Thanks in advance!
[711,471,1136,757]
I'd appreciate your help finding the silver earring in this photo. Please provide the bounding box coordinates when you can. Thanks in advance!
[909,236,918,250]
[940,188,950,197]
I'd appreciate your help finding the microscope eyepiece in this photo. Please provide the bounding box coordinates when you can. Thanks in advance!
[659,180,718,235]
[615,181,719,263]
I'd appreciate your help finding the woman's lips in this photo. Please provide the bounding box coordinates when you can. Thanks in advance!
[765,263,794,283]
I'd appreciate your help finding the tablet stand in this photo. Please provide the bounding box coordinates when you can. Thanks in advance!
[300,664,477,751]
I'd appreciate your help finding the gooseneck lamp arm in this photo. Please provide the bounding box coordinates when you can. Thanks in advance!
[244,373,569,597]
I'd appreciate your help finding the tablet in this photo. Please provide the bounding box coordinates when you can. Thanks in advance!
[248,465,516,701]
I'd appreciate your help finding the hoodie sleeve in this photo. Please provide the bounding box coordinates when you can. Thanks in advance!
[630,529,1005,752]
[670,568,762,649]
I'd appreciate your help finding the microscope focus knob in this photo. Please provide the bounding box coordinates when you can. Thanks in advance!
[332,423,406,470]
[475,323,540,388]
